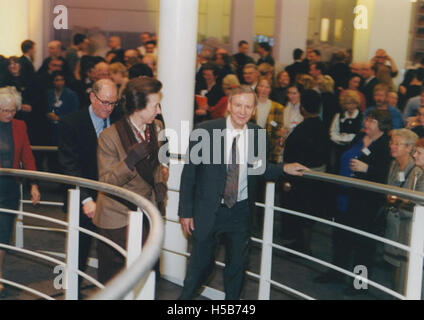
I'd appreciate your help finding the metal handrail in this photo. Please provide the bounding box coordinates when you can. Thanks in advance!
[0,168,164,300]
[303,171,424,204]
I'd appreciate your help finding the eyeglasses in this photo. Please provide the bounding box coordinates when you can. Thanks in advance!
[389,142,407,147]
[93,92,118,107]
[0,108,16,114]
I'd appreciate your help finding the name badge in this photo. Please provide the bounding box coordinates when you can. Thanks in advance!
[270,120,278,128]
[398,172,405,182]
[362,148,371,156]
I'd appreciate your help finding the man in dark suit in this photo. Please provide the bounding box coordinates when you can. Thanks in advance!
[178,85,307,300]
[360,62,379,108]
[58,79,121,297]
[19,40,36,85]
[232,40,254,83]
[285,48,308,83]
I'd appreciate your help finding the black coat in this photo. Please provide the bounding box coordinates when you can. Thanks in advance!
[58,107,122,202]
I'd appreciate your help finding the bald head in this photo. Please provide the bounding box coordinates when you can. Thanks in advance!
[90,79,118,119]
[360,62,375,80]
[48,40,62,58]
[108,36,122,50]
[94,62,111,80]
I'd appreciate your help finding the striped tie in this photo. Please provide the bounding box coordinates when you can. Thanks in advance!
[223,135,239,208]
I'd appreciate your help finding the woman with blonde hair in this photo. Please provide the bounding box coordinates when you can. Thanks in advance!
[328,90,363,173]
[254,76,285,163]
[108,62,129,98]
[319,74,339,132]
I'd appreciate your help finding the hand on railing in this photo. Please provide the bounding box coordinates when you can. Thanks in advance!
[30,184,41,205]
[83,200,96,219]
[283,163,309,176]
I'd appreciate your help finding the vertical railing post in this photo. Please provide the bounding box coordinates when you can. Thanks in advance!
[65,188,80,300]
[15,183,24,248]
[258,182,275,300]
[406,204,424,300]
[126,208,156,300]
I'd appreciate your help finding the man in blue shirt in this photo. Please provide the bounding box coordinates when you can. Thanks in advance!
[364,84,404,129]
[403,88,424,120]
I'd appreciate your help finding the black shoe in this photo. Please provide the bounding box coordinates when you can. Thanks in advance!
[314,271,344,284]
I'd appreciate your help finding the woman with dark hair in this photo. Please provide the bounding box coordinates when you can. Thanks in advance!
[93,77,168,284]
[316,109,392,293]
[4,56,34,123]
[46,71,79,146]
[340,73,366,112]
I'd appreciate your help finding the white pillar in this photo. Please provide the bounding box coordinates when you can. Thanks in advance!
[273,0,310,68]
[353,0,412,85]
[229,0,255,54]
[0,1,30,57]
[157,0,199,286]
[29,0,53,69]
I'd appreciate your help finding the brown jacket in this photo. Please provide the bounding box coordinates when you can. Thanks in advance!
[93,120,165,229]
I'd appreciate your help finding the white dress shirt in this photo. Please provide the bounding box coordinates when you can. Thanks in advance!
[225,116,248,202]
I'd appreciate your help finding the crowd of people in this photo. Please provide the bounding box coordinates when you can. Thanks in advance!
[1,32,424,299]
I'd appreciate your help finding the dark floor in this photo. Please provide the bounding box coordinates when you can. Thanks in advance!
[0,181,401,300]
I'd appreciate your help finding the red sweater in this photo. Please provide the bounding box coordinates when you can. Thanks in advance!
[0,119,37,171]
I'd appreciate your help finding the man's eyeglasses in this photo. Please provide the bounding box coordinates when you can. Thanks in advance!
[93,92,118,107]
[0,108,16,114]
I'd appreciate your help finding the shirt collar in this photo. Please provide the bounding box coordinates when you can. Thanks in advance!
[129,116,147,133]
[226,115,246,137]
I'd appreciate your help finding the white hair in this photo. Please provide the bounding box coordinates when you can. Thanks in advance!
[0,86,22,111]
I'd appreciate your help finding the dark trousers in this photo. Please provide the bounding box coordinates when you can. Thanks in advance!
[97,226,127,285]
[332,206,379,280]
[78,211,97,291]
[96,217,161,285]
[179,200,250,300]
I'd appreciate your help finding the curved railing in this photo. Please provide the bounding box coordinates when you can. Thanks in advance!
[162,170,424,300]
[0,168,164,300]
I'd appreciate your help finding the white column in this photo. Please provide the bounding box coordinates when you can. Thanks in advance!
[157,0,199,286]
[0,0,30,57]
[229,0,255,54]
[273,0,310,68]
[29,0,53,69]
[0,0,50,67]
[353,0,412,85]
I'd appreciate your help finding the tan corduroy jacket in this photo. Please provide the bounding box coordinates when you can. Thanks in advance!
[93,119,166,229]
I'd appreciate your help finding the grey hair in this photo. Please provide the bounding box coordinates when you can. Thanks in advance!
[0,86,22,111]
[392,128,419,149]
[228,85,258,107]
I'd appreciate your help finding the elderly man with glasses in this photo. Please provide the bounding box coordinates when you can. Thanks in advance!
[58,79,122,299]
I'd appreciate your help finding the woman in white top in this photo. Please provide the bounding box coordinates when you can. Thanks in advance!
[328,89,363,173]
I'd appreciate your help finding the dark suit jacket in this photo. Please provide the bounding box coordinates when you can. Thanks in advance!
[18,55,35,84]
[178,118,283,240]
[58,107,121,202]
